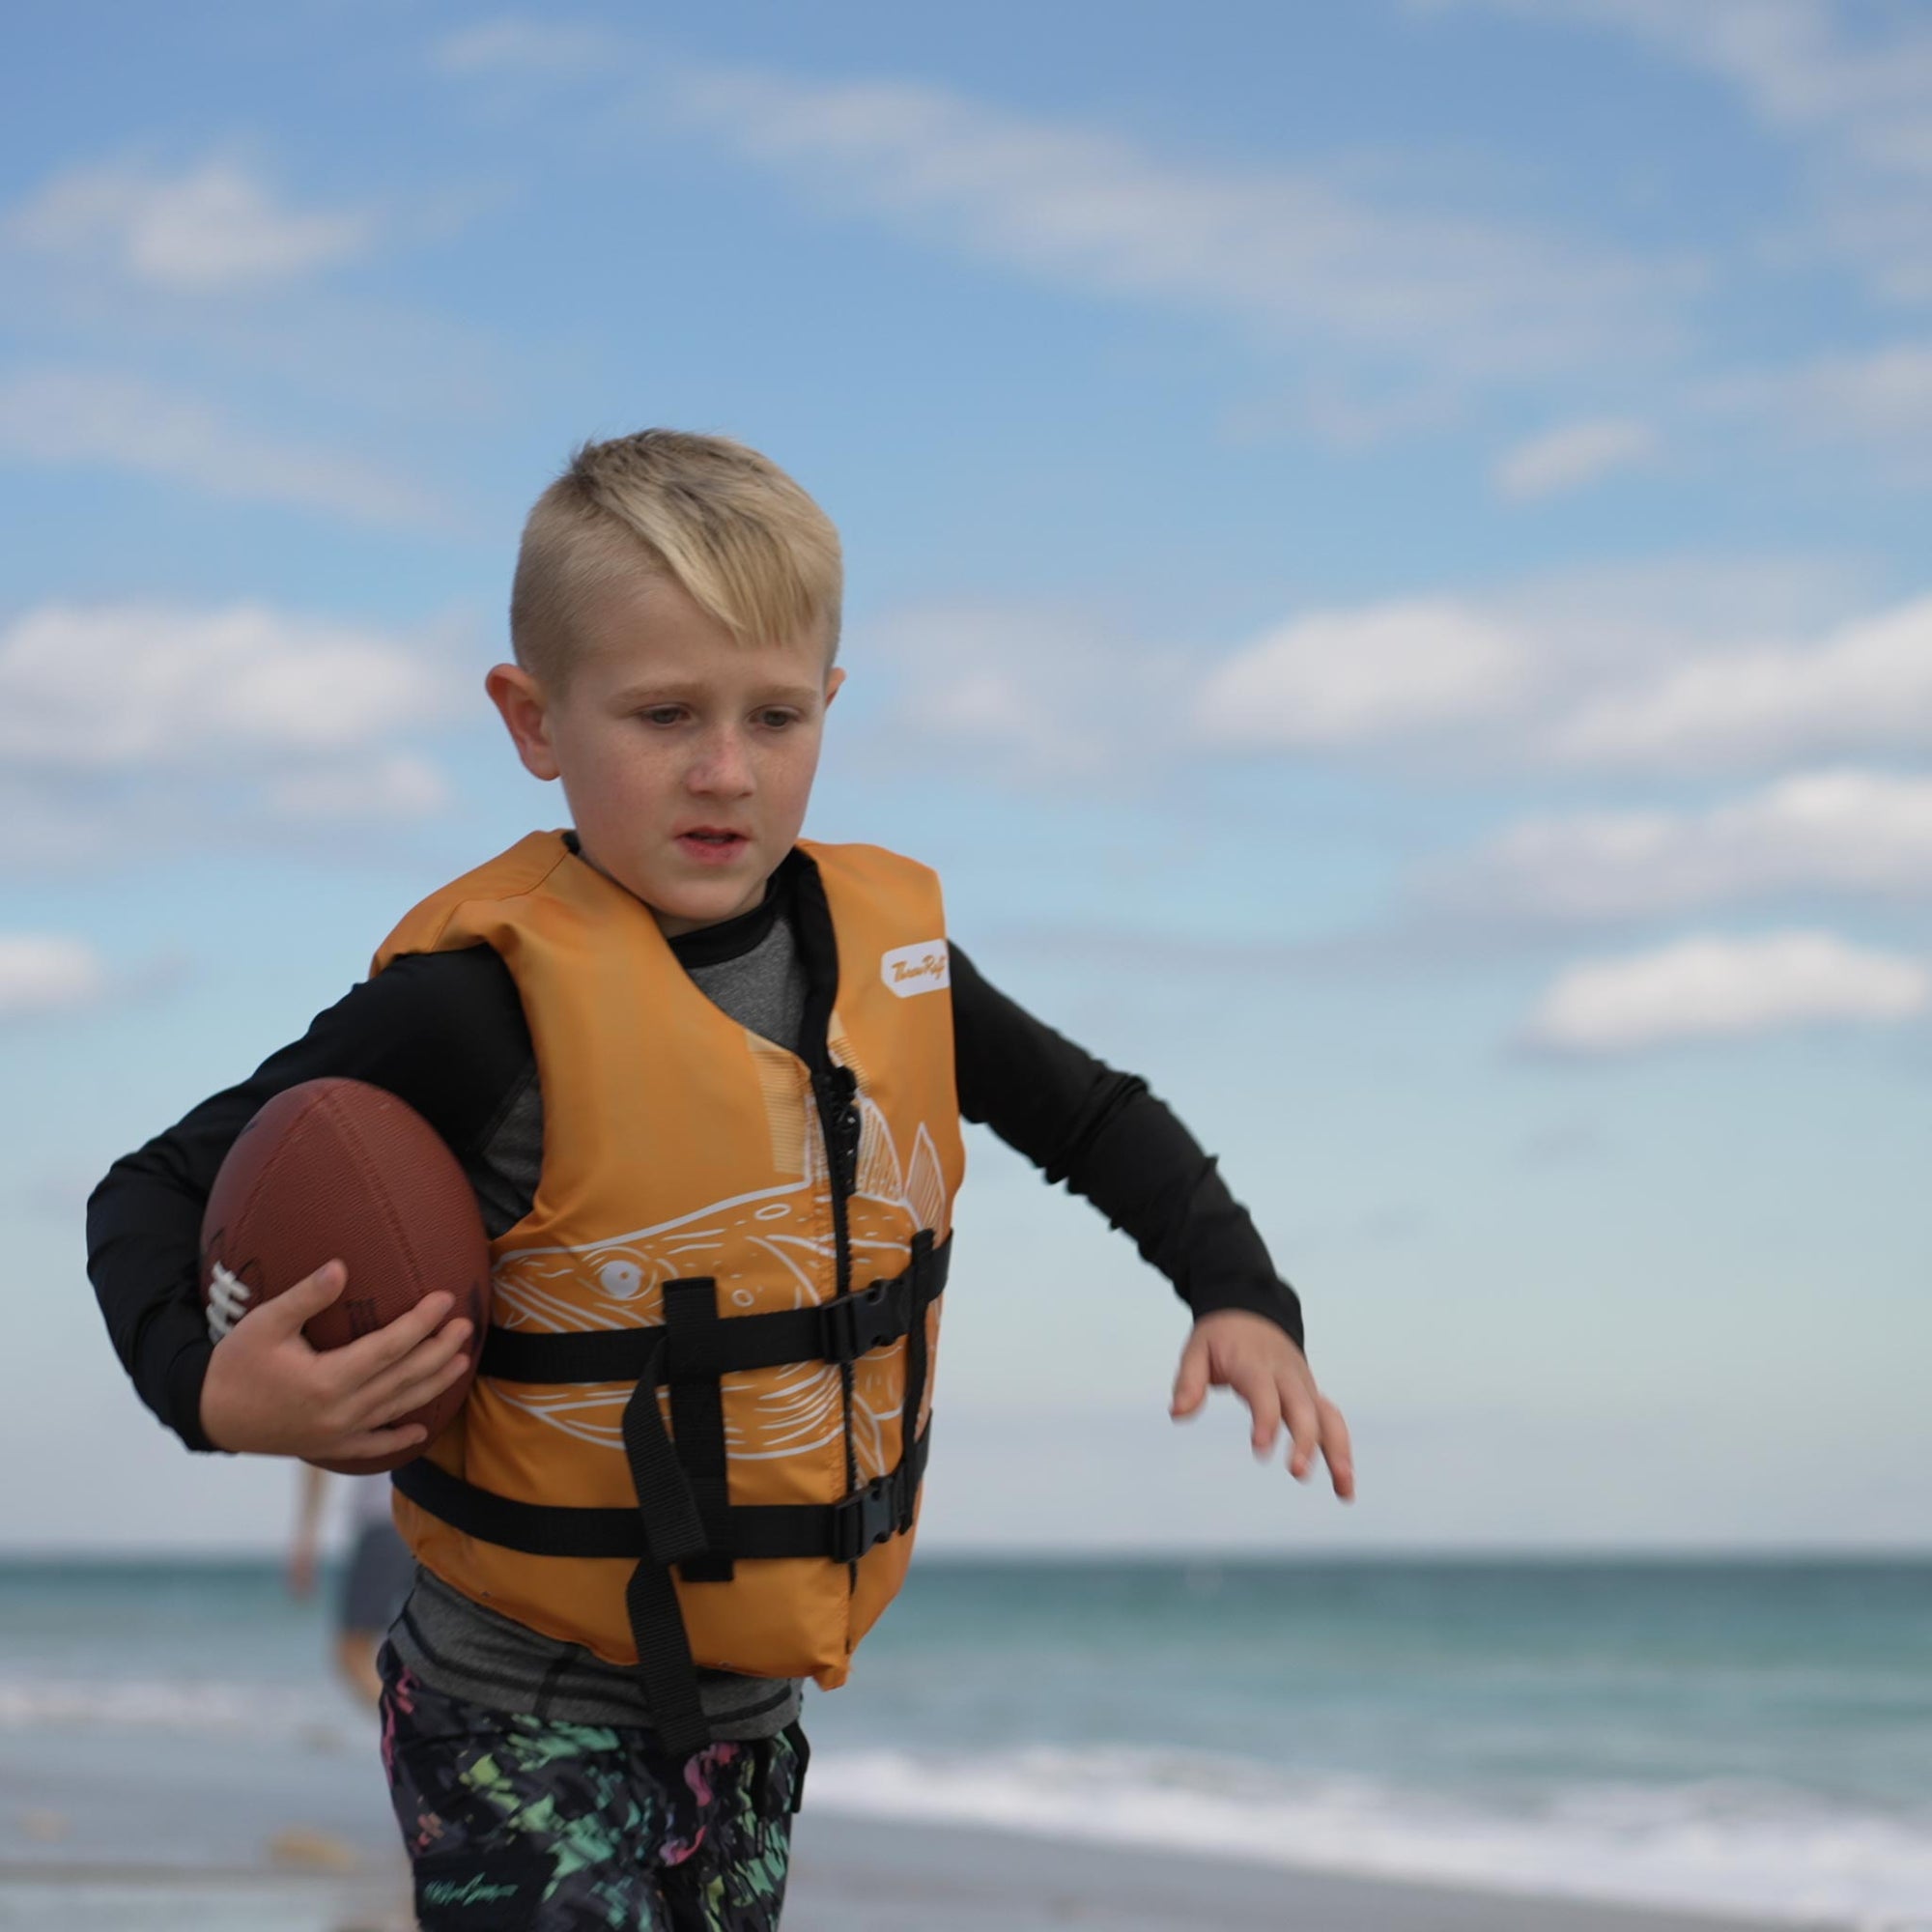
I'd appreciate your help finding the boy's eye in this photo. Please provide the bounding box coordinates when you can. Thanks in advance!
[756,709,799,730]
[639,706,685,726]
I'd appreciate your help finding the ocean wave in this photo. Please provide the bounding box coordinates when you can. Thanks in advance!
[12,1673,1931,1925]
[808,1744,1932,1929]
[0,1676,339,1738]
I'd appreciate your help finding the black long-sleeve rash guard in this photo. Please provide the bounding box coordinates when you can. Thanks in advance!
[87,927,1304,1455]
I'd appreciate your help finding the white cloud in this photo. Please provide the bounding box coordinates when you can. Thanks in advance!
[1700,342,1932,452]
[0,368,442,528]
[0,936,109,1018]
[1548,591,1932,769]
[266,753,451,822]
[1231,378,1468,454]
[8,157,371,293]
[1493,417,1658,499]
[1455,770,1932,920]
[1521,929,1928,1054]
[0,602,459,868]
[870,597,1533,780]
[438,34,1691,387]
[869,563,1909,783]
[864,603,1176,781]
[0,602,459,773]
[434,18,619,74]
[682,67,1691,380]
[1418,1,1932,300]
[1433,1,1932,178]
[1491,342,1932,482]
[1194,600,1529,749]
[1495,552,1876,679]
[1816,199,1932,307]
[1487,342,1932,483]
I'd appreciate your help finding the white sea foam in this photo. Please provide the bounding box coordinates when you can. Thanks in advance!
[809,1744,1932,1929]
[11,1672,1931,1925]
[0,1675,336,1738]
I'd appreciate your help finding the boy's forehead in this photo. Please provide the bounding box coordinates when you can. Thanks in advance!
[571,571,835,685]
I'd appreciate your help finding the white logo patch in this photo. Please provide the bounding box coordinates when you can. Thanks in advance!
[881,939,950,998]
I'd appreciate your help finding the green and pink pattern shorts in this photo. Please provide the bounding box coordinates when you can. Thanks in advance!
[378,1647,806,1930]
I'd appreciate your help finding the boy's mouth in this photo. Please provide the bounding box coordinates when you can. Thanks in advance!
[675,826,751,867]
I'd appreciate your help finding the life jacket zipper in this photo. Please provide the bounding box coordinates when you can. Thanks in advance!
[789,851,865,1605]
[814,1060,863,1592]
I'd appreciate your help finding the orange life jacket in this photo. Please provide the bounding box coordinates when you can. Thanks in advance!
[372,831,964,1750]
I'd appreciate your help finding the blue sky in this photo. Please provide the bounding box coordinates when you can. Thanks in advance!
[6,0,1931,1551]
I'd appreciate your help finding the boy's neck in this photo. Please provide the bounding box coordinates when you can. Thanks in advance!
[668,867,790,966]
[563,830,792,962]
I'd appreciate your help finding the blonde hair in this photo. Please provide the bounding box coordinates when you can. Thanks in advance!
[510,430,842,687]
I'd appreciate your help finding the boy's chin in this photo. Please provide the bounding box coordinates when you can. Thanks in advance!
[637,868,770,936]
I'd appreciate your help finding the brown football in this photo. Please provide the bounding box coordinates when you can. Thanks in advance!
[199,1076,491,1475]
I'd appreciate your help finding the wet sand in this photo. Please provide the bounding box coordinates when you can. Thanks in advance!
[0,1812,1840,1930]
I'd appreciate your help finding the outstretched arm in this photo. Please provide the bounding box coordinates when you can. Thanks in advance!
[950,942,1353,1500]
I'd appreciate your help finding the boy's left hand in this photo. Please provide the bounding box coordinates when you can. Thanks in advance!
[1171,1311,1354,1501]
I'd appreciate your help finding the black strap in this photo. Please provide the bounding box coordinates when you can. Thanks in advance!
[477,1237,950,1384]
[392,1455,650,1558]
[737,1423,931,1562]
[615,1336,708,1567]
[392,1421,933,1758]
[665,1279,734,1584]
[619,1334,711,1751]
[624,1551,709,1757]
[396,1229,948,1758]
[392,1336,718,1752]
[390,1421,932,1567]
[895,1231,934,1534]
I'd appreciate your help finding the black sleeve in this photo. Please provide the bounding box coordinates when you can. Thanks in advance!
[84,948,532,1454]
[949,943,1305,1349]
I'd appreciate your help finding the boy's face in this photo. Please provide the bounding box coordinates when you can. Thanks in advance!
[487,572,843,936]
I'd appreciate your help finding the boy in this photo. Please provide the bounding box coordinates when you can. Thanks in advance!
[88,430,1352,1931]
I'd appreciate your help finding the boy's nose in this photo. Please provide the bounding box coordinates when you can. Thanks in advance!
[686,727,755,797]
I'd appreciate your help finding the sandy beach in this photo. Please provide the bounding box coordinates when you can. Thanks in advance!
[0,1813,1843,1931]
[6,1556,1920,1926]
[788,1814,1838,1931]
[788,1808,1839,1932]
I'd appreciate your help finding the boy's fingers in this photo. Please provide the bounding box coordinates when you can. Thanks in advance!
[356,1343,473,1431]
[1236,1364,1282,1456]
[1169,1339,1210,1419]
[1282,1382,1321,1481]
[324,1291,459,1388]
[351,1318,471,1417]
[385,1350,474,1426]
[322,1423,428,1464]
[259,1260,347,1335]
[1320,1399,1357,1500]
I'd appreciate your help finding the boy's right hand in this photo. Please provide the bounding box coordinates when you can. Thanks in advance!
[199,1260,473,1463]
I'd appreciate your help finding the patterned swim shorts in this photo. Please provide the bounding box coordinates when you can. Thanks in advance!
[378,1645,806,1930]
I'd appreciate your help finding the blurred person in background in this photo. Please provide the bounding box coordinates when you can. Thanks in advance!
[287,1467,412,1708]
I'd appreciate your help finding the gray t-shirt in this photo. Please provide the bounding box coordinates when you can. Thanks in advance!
[385,905,810,1739]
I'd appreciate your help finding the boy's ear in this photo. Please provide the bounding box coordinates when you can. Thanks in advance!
[824,667,846,707]
[486,664,561,782]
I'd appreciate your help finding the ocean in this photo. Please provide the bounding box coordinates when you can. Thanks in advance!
[1,1555,1928,1927]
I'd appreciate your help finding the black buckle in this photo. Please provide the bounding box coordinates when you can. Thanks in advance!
[821,1277,906,1363]
[830,1470,901,1563]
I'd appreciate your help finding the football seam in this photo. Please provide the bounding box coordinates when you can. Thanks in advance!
[322,1086,439,1339]
[209,1110,314,1294]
